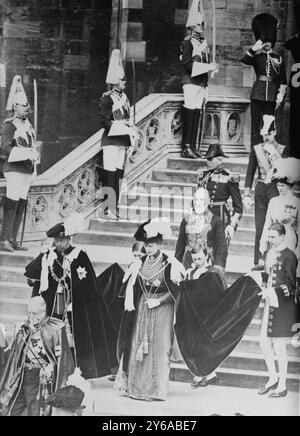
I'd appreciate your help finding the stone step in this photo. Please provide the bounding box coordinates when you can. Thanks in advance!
[170,364,300,392]
[167,157,248,173]
[0,267,27,284]
[74,229,254,257]
[236,336,300,358]
[152,169,246,185]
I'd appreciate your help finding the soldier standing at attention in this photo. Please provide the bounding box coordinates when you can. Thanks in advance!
[244,115,290,271]
[241,13,287,148]
[197,144,243,243]
[0,76,39,252]
[180,0,218,159]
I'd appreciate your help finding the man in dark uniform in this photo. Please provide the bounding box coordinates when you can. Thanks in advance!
[197,144,243,243]
[241,13,287,148]
[244,115,290,270]
[99,49,135,220]
[179,0,218,159]
[0,76,39,252]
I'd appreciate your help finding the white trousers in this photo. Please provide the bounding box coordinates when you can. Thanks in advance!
[4,172,33,201]
[183,84,207,110]
[103,146,126,172]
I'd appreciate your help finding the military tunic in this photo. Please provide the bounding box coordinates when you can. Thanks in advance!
[261,247,298,338]
[241,49,287,147]
[197,167,243,229]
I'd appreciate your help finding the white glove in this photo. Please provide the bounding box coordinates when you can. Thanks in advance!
[252,39,264,53]
[225,225,235,240]
[41,364,54,382]
[243,195,253,211]
[146,299,161,310]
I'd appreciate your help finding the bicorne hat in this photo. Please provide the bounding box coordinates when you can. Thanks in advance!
[46,213,84,238]
[252,13,278,47]
[205,144,227,160]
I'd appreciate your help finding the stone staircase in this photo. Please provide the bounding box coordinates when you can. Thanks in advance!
[0,156,299,392]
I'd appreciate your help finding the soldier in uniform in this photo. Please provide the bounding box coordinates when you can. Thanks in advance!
[0,76,39,252]
[179,0,218,159]
[244,115,290,271]
[197,144,243,243]
[241,13,287,148]
[99,49,134,219]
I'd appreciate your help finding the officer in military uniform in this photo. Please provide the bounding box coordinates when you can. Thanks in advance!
[197,144,243,243]
[244,115,290,270]
[0,76,39,253]
[241,13,287,147]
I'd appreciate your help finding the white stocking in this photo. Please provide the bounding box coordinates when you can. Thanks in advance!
[273,338,288,392]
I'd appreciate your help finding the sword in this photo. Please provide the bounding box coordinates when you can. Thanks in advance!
[20,199,28,248]
[132,58,137,126]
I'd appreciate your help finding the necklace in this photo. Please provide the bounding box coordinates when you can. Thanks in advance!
[144,252,163,271]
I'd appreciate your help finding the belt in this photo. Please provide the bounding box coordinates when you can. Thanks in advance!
[210,201,226,207]
[25,363,41,370]
[257,75,275,82]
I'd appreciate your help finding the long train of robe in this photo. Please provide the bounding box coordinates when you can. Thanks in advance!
[175,274,262,377]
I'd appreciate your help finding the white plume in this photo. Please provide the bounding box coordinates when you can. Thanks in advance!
[64,212,85,236]
[266,158,300,185]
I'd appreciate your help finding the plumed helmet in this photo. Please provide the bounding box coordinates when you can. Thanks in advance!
[106,49,126,85]
[266,158,300,186]
[186,0,205,29]
[252,13,278,47]
[6,75,30,111]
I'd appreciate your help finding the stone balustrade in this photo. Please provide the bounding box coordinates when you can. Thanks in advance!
[0,93,250,241]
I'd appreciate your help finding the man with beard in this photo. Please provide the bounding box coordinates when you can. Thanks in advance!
[0,297,74,416]
[24,213,118,381]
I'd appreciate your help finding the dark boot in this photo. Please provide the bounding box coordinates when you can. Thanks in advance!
[0,197,18,252]
[182,107,198,159]
[115,169,125,218]
[104,170,118,220]
[191,109,203,158]
[11,199,28,251]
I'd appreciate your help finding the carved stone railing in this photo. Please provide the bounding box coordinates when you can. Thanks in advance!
[0,93,250,241]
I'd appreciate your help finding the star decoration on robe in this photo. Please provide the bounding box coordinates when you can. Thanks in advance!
[77,266,88,281]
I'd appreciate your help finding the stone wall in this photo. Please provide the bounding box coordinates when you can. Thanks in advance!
[0,0,295,170]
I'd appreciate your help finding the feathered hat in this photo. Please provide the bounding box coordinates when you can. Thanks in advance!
[134,218,173,244]
[260,115,276,136]
[46,213,85,238]
[252,13,278,47]
[186,0,205,29]
[106,49,126,85]
[6,75,30,111]
[266,158,300,186]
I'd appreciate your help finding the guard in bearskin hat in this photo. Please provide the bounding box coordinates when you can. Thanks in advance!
[241,13,287,147]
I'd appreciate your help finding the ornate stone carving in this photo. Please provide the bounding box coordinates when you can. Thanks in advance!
[129,132,144,164]
[31,196,48,229]
[78,169,93,204]
[145,118,160,150]
[171,110,182,140]
[227,112,242,143]
[58,184,77,217]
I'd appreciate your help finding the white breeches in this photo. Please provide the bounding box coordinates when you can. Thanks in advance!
[103,146,126,172]
[183,84,207,110]
[4,172,33,201]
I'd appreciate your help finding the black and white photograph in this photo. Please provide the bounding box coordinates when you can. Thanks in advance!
[0,0,299,418]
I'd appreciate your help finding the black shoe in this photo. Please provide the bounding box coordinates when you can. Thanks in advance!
[268,389,287,398]
[192,148,203,159]
[0,240,14,253]
[108,375,116,382]
[182,146,198,159]
[251,264,265,272]
[10,240,28,252]
[258,380,279,396]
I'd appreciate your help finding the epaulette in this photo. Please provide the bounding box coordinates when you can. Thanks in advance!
[197,169,205,180]
[228,172,240,183]
[101,90,112,99]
